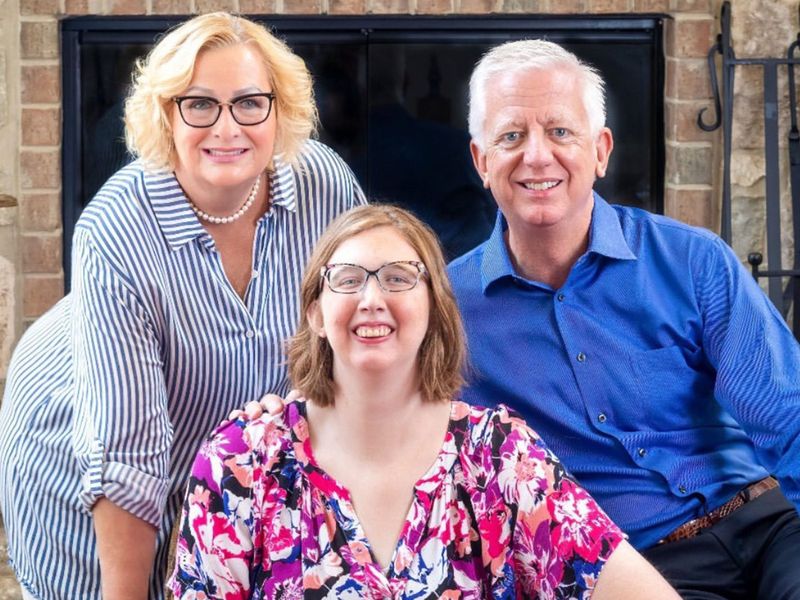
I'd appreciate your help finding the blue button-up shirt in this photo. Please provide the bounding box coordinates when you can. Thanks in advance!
[448,194,800,549]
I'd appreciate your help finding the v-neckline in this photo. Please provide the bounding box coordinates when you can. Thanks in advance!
[287,399,461,585]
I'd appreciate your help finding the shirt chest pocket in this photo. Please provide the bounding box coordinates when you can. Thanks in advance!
[627,344,716,431]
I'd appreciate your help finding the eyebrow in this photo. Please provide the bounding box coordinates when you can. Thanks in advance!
[182,85,267,97]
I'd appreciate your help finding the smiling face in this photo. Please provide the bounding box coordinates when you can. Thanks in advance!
[470,66,613,237]
[171,43,276,199]
[308,226,431,384]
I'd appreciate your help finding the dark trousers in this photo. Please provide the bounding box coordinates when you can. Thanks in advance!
[643,489,800,600]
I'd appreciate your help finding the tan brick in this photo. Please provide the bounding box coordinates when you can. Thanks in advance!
[281,0,322,13]
[22,108,61,146]
[20,21,59,60]
[108,0,147,12]
[417,0,452,12]
[20,150,60,189]
[665,100,715,142]
[545,0,585,12]
[151,0,194,12]
[328,0,365,12]
[457,0,496,12]
[588,0,630,12]
[20,192,61,232]
[671,0,709,12]
[21,0,62,15]
[21,65,61,104]
[23,275,65,319]
[22,234,62,274]
[64,0,90,14]
[502,0,542,12]
[666,57,710,100]
[664,186,714,230]
[665,142,713,185]
[666,16,713,59]
[238,0,273,10]
[367,0,409,11]
[633,0,669,10]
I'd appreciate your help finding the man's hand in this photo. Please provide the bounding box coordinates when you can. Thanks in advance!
[221,389,298,426]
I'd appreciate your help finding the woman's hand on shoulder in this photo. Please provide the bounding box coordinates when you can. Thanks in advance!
[220,389,300,426]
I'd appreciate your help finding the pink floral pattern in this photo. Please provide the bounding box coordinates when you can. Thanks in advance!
[170,401,623,599]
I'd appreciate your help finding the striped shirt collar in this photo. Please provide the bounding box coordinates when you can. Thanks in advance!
[146,155,297,251]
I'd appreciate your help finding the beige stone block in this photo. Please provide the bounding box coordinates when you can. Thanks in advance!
[670,0,709,11]
[21,65,61,104]
[457,0,497,12]
[328,0,365,12]
[22,108,60,146]
[633,0,668,11]
[367,0,409,12]
[20,21,59,60]
[730,0,794,58]
[665,15,712,59]
[0,256,15,381]
[20,192,61,232]
[665,100,715,142]
[151,0,194,12]
[21,0,61,14]
[22,234,62,273]
[64,0,104,13]
[730,149,765,189]
[665,142,713,185]
[0,52,7,129]
[501,0,542,11]
[588,0,630,12]
[281,0,322,13]
[545,0,585,12]
[666,57,709,100]
[20,150,60,189]
[417,0,452,12]
[664,186,714,230]
[238,0,278,11]
[23,274,64,319]
[108,0,147,12]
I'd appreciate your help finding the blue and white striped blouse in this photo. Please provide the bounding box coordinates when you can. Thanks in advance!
[0,140,365,600]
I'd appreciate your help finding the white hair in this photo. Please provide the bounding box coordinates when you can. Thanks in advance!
[468,39,607,149]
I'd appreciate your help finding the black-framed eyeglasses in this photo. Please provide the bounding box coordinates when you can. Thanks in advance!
[172,92,276,128]
[320,261,427,294]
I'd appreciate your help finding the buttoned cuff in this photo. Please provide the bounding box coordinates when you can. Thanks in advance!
[78,439,169,528]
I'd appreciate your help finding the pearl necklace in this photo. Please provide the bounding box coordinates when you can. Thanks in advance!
[188,175,261,225]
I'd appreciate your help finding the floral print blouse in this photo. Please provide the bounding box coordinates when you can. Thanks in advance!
[170,400,624,599]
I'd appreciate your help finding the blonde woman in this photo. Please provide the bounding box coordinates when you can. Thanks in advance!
[171,205,679,599]
[0,13,363,600]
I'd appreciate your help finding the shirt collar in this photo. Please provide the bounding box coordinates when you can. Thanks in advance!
[480,192,636,292]
[147,154,297,251]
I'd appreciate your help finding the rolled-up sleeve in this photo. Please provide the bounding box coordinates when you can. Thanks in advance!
[71,227,171,527]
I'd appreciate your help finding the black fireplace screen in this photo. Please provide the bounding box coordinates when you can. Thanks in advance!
[62,15,664,286]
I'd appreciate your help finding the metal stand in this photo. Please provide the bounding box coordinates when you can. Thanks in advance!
[700,1,800,337]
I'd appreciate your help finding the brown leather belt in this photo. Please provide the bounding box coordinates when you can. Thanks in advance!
[659,477,778,544]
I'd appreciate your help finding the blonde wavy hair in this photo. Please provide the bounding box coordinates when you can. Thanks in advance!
[287,205,467,407]
[124,12,317,170]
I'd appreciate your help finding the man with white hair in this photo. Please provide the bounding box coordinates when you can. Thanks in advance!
[448,39,800,598]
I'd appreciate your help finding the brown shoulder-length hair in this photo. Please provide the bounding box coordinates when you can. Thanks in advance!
[287,204,466,406]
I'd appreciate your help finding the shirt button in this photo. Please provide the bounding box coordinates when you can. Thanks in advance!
[597,413,607,423]
[637,448,647,457]
[557,293,565,302]
[678,485,687,494]
[576,352,586,362]
[245,331,255,339]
